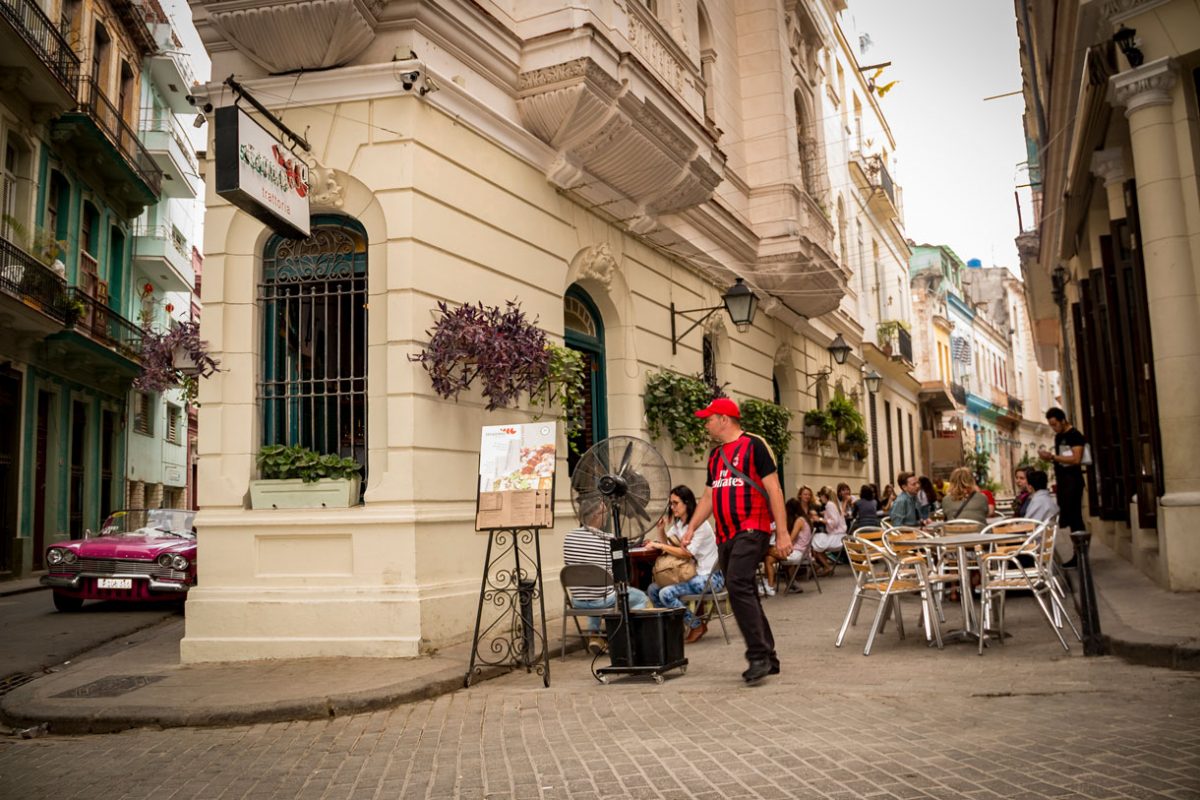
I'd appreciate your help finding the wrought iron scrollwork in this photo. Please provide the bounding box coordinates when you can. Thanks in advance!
[465,528,550,688]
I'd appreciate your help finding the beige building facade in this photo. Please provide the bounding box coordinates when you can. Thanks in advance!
[1015,0,1200,589]
[180,0,926,662]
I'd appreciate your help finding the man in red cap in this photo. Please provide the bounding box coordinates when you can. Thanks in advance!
[683,397,790,684]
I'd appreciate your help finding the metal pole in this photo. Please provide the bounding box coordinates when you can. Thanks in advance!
[1070,531,1105,656]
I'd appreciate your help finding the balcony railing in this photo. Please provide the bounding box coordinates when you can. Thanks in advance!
[897,326,913,363]
[0,0,80,90]
[877,158,896,207]
[139,114,198,173]
[950,382,967,405]
[73,76,163,196]
[1008,394,1024,416]
[67,287,144,361]
[132,222,189,259]
[0,234,69,321]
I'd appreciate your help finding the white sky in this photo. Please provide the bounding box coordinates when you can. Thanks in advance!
[845,0,1028,269]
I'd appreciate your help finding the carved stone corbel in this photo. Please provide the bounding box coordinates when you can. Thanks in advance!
[572,243,619,289]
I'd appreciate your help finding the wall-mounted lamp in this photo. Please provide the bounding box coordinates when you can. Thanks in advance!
[1113,26,1144,68]
[670,278,759,354]
[863,368,882,394]
[801,333,855,388]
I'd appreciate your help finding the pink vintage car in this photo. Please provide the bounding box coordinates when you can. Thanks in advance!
[41,508,197,611]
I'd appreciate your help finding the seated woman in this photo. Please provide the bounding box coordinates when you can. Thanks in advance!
[647,485,721,644]
[848,484,881,533]
[917,475,939,520]
[768,497,820,591]
[812,485,848,572]
[879,484,897,514]
[940,467,989,524]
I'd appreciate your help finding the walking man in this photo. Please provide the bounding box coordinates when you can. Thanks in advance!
[683,397,790,685]
[1038,407,1088,566]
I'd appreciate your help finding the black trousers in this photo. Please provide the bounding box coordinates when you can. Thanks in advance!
[718,529,778,667]
[1056,473,1087,533]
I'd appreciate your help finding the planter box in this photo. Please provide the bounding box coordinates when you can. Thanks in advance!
[249,477,361,509]
[803,424,827,439]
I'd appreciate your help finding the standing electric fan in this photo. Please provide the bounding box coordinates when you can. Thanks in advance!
[570,436,688,683]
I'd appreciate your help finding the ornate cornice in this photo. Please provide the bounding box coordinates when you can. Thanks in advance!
[1111,57,1178,118]
[1089,147,1126,187]
[205,0,384,73]
[517,56,724,226]
[1103,0,1173,23]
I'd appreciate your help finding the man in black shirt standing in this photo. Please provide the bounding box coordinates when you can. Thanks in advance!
[1038,407,1087,566]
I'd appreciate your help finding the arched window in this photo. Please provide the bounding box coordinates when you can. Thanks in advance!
[564,286,606,475]
[260,216,368,476]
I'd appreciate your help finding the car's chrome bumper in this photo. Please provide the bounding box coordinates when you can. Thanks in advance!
[41,574,191,592]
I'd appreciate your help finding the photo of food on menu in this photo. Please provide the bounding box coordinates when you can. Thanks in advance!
[476,423,556,530]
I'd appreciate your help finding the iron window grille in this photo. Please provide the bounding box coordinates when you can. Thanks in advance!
[259,217,367,477]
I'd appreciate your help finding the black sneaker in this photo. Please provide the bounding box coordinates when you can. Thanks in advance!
[743,659,773,684]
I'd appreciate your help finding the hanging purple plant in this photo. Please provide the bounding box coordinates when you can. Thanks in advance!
[134,320,221,405]
[409,300,551,411]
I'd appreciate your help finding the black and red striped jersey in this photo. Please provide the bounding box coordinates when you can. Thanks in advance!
[705,433,776,543]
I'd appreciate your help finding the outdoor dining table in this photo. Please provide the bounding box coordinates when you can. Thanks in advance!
[897,531,1028,649]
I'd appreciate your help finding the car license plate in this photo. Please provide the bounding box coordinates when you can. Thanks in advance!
[97,578,132,590]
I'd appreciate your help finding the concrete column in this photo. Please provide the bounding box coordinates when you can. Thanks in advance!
[1112,57,1200,589]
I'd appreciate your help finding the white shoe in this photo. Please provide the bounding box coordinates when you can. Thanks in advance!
[764,584,776,597]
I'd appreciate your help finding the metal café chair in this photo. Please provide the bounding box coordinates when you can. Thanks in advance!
[681,571,733,644]
[981,516,1081,643]
[836,533,943,655]
[559,564,613,660]
[775,541,823,596]
[977,519,1077,653]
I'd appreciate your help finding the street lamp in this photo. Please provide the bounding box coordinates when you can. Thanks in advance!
[669,278,760,354]
[864,368,882,394]
[802,333,858,388]
[1113,26,1144,68]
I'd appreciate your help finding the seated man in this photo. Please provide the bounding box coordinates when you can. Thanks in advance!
[1023,469,1059,523]
[563,499,649,654]
[889,472,924,527]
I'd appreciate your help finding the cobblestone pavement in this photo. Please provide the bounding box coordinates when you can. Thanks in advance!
[2,575,1198,799]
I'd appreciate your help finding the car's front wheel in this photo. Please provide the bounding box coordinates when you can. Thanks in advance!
[52,592,84,612]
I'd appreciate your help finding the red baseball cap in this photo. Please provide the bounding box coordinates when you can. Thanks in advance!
[695,397,740,419]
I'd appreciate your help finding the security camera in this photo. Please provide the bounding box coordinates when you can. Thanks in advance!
[186,94,196,105]
[392,57,436,96]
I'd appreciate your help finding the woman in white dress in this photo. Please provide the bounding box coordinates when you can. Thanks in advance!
[813,483,852,569]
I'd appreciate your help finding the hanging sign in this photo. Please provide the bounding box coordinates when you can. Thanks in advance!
[476,423,556,530]
[214,105,310,238]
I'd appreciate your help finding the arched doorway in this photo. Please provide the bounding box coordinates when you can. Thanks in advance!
[564,285,607,475]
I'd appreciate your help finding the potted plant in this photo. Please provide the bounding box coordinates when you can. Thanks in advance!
[61,296,87,327]
[826,393,863,437]
[845,426,869,460]
[803,408,833,440]
[135,320,220,406]
[740,398,793,469]
[250,444,363,509]
[643,370,713,459]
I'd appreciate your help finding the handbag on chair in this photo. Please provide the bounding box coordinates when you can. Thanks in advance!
[652,535,698,587]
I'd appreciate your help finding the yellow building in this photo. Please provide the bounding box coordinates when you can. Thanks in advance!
[181,0,913,661]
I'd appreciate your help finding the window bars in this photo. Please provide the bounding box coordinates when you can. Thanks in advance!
[259,220,367,474]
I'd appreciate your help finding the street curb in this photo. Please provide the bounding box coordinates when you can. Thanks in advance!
[0,661,513,735]
[1092,582,1200,672]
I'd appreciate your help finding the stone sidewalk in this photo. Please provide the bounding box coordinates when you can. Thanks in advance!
[1,537,1197,735]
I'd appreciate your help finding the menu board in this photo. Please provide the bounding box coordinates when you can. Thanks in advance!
[475,423,556,530]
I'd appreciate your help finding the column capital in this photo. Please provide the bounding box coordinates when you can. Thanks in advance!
[1090,147,1126,187]
[1111,57,1178,117]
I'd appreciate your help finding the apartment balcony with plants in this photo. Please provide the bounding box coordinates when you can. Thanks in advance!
[0,0,80,111]
[0,225,71,337]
